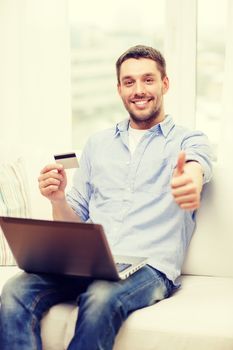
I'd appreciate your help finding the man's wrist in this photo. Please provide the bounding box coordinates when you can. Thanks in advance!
[184,161,203,192]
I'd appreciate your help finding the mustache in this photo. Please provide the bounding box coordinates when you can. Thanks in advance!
[131,95,154,102]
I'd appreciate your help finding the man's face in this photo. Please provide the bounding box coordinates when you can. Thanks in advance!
[117,58,169,129]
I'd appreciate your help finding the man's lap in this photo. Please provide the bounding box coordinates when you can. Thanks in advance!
[1,265,174,315]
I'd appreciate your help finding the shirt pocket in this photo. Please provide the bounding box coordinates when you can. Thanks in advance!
[135,157,177,195]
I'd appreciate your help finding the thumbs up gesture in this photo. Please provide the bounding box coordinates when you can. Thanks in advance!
[173,151,186,177]
[171,151,203,210]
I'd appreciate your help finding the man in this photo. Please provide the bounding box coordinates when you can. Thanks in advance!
[0,45,212,349]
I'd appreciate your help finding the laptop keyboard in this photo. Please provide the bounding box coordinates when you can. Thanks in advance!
[116,263,132,273]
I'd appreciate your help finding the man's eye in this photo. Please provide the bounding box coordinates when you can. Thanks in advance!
[124,80,133,86]
[145,78,153,84]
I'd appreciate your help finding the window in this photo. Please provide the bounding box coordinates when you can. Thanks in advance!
[69,0,228,158]
[68,0,165,149]
[196,0,227,158]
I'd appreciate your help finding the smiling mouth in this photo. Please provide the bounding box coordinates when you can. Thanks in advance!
[132,98,152,107]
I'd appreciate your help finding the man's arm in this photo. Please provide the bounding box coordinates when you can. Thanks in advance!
[38,163,82,222]
[171,151,204,210]
[51,198,81,222]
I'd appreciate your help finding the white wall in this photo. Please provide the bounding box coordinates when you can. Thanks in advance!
[0,0,72,161]
[220,0,233,164]
[164,0,197,129]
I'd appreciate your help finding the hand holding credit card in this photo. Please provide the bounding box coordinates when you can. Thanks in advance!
[54,152,79,169]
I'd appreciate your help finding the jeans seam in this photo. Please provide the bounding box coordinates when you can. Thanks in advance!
[30,314,40,350]
[96,298,124,350]
[29,288,62,350]
[30,288,58,313]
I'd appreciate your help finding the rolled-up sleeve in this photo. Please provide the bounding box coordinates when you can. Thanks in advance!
[181,131,213,184]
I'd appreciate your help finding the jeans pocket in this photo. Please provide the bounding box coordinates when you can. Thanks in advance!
[149,266,175,299]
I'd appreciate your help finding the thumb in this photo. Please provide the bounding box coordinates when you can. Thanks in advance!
[174,151,186,176]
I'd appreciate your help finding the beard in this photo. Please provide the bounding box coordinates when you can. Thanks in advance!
[121,90,165,128]
[129,105,162,126]
[123,97,163,129]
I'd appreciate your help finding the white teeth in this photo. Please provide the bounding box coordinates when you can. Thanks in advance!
[135,101,147,105]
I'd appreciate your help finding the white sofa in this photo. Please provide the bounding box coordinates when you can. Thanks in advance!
[1,157,233,350]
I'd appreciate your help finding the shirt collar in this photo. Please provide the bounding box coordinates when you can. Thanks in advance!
[115,119,129,136]
[114,115,175,137]
[157,115,175,137]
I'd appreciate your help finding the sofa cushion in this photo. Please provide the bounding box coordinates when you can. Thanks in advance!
[0,158,31,265]
[114,275,233,350]
[39,275,233,350]
[41,302,77,350]
[182,164,233,278]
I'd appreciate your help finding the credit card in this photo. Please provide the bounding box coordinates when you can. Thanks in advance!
[54,152,79,169]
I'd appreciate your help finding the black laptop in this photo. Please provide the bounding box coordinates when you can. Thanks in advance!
[0,216,147,281]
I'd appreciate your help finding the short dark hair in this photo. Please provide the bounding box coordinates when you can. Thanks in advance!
[116,45,167,83]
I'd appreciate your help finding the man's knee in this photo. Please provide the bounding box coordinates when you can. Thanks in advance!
[1,273,27,308]
[81,280,125,319]
[87,280,115,301]
[1,272,40,312]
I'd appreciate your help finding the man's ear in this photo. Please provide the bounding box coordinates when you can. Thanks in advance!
[162,76,169,95]
[117,83,122,96]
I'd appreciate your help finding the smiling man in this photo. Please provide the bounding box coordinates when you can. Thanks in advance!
[117,54,168,128]
[0,45,212,350]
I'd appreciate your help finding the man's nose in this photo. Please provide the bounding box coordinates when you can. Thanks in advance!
[134,81,146,95]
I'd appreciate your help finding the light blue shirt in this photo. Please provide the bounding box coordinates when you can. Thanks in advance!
[67,115,212,285]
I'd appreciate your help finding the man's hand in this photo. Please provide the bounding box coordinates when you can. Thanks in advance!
[38,164,67,203]
[171,151,203,211]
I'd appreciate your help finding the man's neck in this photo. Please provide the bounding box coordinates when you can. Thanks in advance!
[129,114,165,130]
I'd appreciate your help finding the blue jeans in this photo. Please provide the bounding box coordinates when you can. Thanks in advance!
[0,265,174,350]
